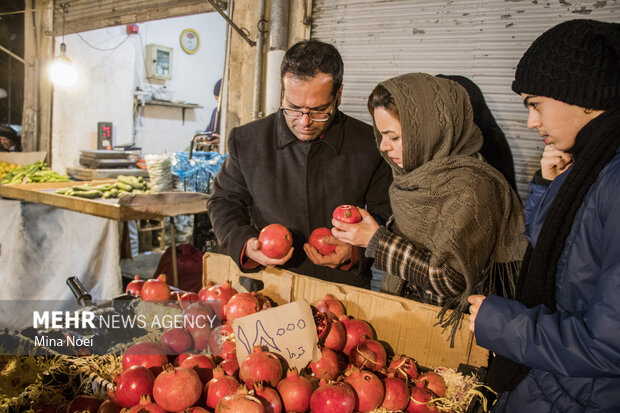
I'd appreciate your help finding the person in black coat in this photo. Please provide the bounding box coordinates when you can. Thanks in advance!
[437,74,517,193]
[207,40,392,288]
[0,125,22,152]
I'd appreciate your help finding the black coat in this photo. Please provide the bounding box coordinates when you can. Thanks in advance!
[207,110,392,287]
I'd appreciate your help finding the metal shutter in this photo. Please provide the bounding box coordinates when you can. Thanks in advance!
[311,0,619,199]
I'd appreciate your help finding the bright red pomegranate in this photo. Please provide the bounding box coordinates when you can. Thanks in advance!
[339,316,374,356]
[205,366,241,410]
[65,395,101,412]
[406,382,440,413]
[309,346,340,381]
[199,281,238,306]
[161,327,193,355]
[333,205,362,224]
[216,386,266,413]
[113,365,155,408]
[127,395,165,413]
[254,381,283,413]
[349,335,387,371]
[258,223,293,259]
[221,339,237,361]
[310,381,356,413]
[343,368,385,412]
[323,317,346,351]
[382,373,411,411]
[276,368,313,413]
[239,346,283,388]
[314,294,346,318]
[309,227,337,255]
[122,342,168,374]
[220,358,240,378]
[388,354,419,381]
[181,354,217,384]
[125,275,145,296]
[180,291,199,310]
[311,306,329,341]
[141,274,171,301]
[224,292,260,322]
[416,371,447,397]
[152,364,203,412]
[95,398,122,413]
[175,352,194,366]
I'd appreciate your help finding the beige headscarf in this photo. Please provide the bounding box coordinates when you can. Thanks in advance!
[375,73,526,340]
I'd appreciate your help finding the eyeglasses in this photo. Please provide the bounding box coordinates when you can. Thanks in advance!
[280,99,335,122]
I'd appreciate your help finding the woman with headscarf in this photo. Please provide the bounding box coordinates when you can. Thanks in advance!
[332,73,526,341]
[467,19,620,412]
[0,125,21,152]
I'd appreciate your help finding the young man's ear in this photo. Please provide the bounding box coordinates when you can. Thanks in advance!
[336,84,344,106]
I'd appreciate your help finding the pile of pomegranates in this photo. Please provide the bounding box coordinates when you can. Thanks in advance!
[60,285,456,412]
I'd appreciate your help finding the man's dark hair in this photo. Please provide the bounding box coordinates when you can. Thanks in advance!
[280,40,344,96]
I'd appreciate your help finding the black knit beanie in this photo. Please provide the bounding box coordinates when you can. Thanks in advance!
[512,19,620,110]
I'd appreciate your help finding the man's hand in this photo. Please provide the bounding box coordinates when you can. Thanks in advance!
[331,208,379,248]
[467,295,486,333]
[245,237,294,268]
[304,236,352,269]
[541,144,573,180]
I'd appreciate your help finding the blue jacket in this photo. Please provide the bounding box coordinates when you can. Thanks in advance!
[475,147,620,413]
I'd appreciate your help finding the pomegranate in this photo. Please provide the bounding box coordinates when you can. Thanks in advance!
[113,365,155,408]
[209,324,233,355]
[309,227,337,255]
[276,368,313,413]
[216,386,265,413]
[258,223,293,259]
[388,354,419,381]
[125,275,145,296]
[220,358,240,378]
[65,395,101,412]
[309,347,340,381]
[311,306,329,341]
[254,382,283,413]
[141,274,171,301]
[310,381,356,413]
[416,371,447,397]
[152,364,203,412]
[128,395,165,413]
[239,346,283,388]
[96,399,122,413]
[175,352,195,366]
[343,368,385,412]
[180,291,199,309]
[333,205,362,224]
[314,294,346,318]
[253,291,277,310]
[205,366,241,409]
[406,382,440,413]
[161,327,193,355]
[122,342,168,374]
[184,301,217,351]
[199,281,238,306]
[349,335,387,371]
[339,316,374,355]
[224,292,260,322]
[181,354,217,384]
[323,317,346,351]
[382,373,411,411]
[221,339,237,361]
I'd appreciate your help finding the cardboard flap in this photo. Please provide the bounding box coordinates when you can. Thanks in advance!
[0,151,47,165]
[118,192,209,217]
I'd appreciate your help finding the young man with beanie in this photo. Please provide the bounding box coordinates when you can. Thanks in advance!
[468,19,620,412]
[207,40,392,288]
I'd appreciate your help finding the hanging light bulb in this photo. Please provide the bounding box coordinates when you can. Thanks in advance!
[49,42,78,87]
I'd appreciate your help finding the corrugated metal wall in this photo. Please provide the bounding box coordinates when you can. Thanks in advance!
[54,0,225,35]
[311,0,619,199]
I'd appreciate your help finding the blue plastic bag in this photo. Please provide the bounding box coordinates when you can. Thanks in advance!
[170,151,227,193]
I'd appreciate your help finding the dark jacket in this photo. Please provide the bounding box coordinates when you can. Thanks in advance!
[207,110,392,287]
[476,146,620,412]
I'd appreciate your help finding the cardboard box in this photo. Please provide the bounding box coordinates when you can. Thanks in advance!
[0,151,47,165]
[202,253,488,369]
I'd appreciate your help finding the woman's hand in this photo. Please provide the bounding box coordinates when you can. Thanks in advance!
[304,237,352,269]
[331,208,379,248]
[245,237,294,268]
[541,144,573,180]
[467,295,486,333]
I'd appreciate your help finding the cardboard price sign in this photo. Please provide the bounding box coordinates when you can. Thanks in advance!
[231,300,321,370]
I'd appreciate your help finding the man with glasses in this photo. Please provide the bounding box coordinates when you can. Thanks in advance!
[207,40,392,288]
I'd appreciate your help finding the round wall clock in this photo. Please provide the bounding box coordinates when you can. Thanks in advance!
[180,28,200,54]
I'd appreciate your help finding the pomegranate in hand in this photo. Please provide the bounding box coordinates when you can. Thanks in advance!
[333,205,362,224]
[258,224,293,259]
[308,227,337,255]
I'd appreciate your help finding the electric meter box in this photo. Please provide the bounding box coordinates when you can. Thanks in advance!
[145,44,173,80]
